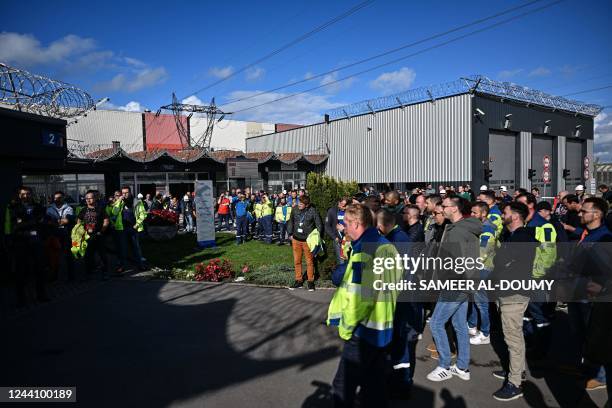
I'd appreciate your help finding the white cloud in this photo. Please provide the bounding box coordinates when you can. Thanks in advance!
[209,66,234,79]
[222,90,345,124]
[0,32,96,67]
[245,67,265,81]
[595,112,612,162]
[320,71,356,94]
[99,100,145,112]
[94,67,168,93]
[182,95,204,105]
[304,72,315,80]
[369,67,416,94]
[498,68,523,80]
[528,67,551,77]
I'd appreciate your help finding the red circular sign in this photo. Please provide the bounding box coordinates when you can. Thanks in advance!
[543,155,551,169]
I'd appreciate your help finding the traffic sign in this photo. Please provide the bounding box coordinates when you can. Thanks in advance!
[542,169,551,183]
[584,156,590,169]
[584,169,590,180]
[543,155,551,169]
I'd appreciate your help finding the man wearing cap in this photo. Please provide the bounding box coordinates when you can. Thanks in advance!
[575,185,586,202]
[480,185,488,193]
[561,194,583,241]
[500,186,513,203]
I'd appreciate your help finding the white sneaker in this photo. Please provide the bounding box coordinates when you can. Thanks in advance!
[470,332,491,345]
[450,364,471,380]
[468,326,478,337]
[427,366,453,382]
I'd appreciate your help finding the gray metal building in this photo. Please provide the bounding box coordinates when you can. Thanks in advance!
[246,76,600,196]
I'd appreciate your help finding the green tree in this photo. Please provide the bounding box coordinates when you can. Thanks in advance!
[306,173,358,278]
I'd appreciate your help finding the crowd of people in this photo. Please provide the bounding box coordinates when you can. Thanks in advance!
[3,185,173,305]
[321,183,612,406]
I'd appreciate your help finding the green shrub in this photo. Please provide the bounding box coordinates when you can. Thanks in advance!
[306,172,358,279]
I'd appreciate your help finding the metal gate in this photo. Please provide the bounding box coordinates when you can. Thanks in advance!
[565,139,584,191]
[531,135,555,196]
[489,132,517,190]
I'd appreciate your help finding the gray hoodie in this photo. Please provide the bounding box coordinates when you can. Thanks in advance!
[438,216,482,279]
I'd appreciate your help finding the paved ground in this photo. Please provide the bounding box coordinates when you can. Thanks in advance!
[1,279,608,408]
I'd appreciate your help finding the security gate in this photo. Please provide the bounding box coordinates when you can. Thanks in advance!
[489,132,517,190]
[565,139,584,192]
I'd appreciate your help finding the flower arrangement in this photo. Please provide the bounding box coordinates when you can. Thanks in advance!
[194,258,234,282]
[146,209,179,226]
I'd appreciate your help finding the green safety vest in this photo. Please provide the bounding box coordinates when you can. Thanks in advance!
[532,223,557,279]
[110,199,147,232]
[327,231,402,346]
[479,220,499,270]
[254,203,263,218]
[70,223,89,259]
[261,201,274,217]
[275,205,292,223]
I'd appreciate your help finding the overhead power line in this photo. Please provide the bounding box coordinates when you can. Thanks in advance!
[229,0,565,115]
[182,0,374,99]
[563,84,612,97]
[222,0,547,107]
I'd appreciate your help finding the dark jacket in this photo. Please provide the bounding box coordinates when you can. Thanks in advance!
[324,206,344,241]
[287,206,323,242]
[385,203,406,231]
[404,221,425,243]
[562,209,583,241]
[491,226,538,299]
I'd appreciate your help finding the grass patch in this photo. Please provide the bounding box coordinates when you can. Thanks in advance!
[142,232,293,271]
[142,233,332,287]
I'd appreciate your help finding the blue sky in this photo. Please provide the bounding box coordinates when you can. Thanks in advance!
[1,0,611,159]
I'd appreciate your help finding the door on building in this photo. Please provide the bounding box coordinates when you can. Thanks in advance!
[138,183,157,198]
[169,183,195,198]
[565,139,584,192]
[531,135,555,197]
[489,132,517,190]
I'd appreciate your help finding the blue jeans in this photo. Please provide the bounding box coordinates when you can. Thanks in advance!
[184,213,194,232]
[261,215,273,243]
[235,216,248,244]
[332,336,388,408]
[467,270,491,336]
[278,222,287,243]
[430,292,470,370]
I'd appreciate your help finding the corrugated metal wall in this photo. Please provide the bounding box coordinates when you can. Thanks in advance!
[246,94,472,183]
[66,109,143,153]
[519,131,532,189]
[190,118,275,151]
[557,136,566,192]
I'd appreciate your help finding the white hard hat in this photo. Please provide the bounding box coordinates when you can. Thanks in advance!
[480,185,488,191]
[500,186,507,192]
[137,193,143,199]
[575,184,585,191]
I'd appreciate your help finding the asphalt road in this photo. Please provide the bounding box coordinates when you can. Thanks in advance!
[1,280,608,407]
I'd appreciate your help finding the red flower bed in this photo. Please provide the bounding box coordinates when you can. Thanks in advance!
[146,209,178,226]
[194,258,234,282]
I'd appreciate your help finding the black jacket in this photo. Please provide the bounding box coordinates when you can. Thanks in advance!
[404,221,425,243]
[491,226,538,299]
[324,206,343,241]
[287,206,323,242]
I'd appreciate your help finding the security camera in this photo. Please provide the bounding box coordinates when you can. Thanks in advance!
[544,120,551,125]
[505,114,513,119]
[475,108,486,116]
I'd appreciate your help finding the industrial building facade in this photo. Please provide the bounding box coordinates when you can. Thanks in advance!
[246,76,599,196]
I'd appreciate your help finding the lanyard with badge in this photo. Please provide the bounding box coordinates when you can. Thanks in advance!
[297,212,305,234]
